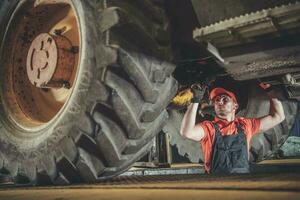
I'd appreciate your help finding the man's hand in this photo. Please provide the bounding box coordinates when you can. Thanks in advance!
[259,83,271,90]
[258,83,286,133]
[191,84,206,103]
[259,82,277,98]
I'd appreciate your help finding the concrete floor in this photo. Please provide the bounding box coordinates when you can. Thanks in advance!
[0,188,299,200]
[0,159,300,200]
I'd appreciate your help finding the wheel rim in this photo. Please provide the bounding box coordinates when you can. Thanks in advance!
[1,0,80,130]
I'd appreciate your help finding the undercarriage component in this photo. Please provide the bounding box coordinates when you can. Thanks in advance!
[191,0,299,27]
[260,73,300,100]
[194,2,300,48]
[282,73,300,100]
[277,73,300,100]
[282,73,300,86]
[193,2,300,81]
[260,73,300,86]
[286,86,300,100]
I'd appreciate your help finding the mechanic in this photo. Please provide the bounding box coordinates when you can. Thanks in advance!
[180,85,285,174]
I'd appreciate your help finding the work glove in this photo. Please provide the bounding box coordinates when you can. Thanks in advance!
[259,83,272,92]
[259,83,286,100]
[259,83,277,97]
[191,84,206,103]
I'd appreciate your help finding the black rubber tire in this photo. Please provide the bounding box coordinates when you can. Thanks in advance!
[164,84,298,163]
[0,0,177,185]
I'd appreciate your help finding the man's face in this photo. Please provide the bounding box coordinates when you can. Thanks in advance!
[213,94,237,118]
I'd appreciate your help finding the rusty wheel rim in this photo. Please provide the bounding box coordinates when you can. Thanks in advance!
[1,0,80,131]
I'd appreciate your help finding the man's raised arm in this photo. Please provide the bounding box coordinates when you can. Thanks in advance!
[180,103,205,141]
[258,95,285,133]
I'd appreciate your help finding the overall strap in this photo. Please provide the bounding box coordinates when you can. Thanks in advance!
[236,123,245,135]
[212,123,221,136]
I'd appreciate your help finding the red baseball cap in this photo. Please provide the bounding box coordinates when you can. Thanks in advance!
[209,87,237,103]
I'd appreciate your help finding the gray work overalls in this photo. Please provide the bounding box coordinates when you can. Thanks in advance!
[211,123,250,173]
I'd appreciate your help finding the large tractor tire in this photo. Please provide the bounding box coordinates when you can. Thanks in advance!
[164,84,298,163]
[0,0,177,185]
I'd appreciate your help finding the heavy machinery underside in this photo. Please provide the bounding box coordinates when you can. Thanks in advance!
[0,0,299,186]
